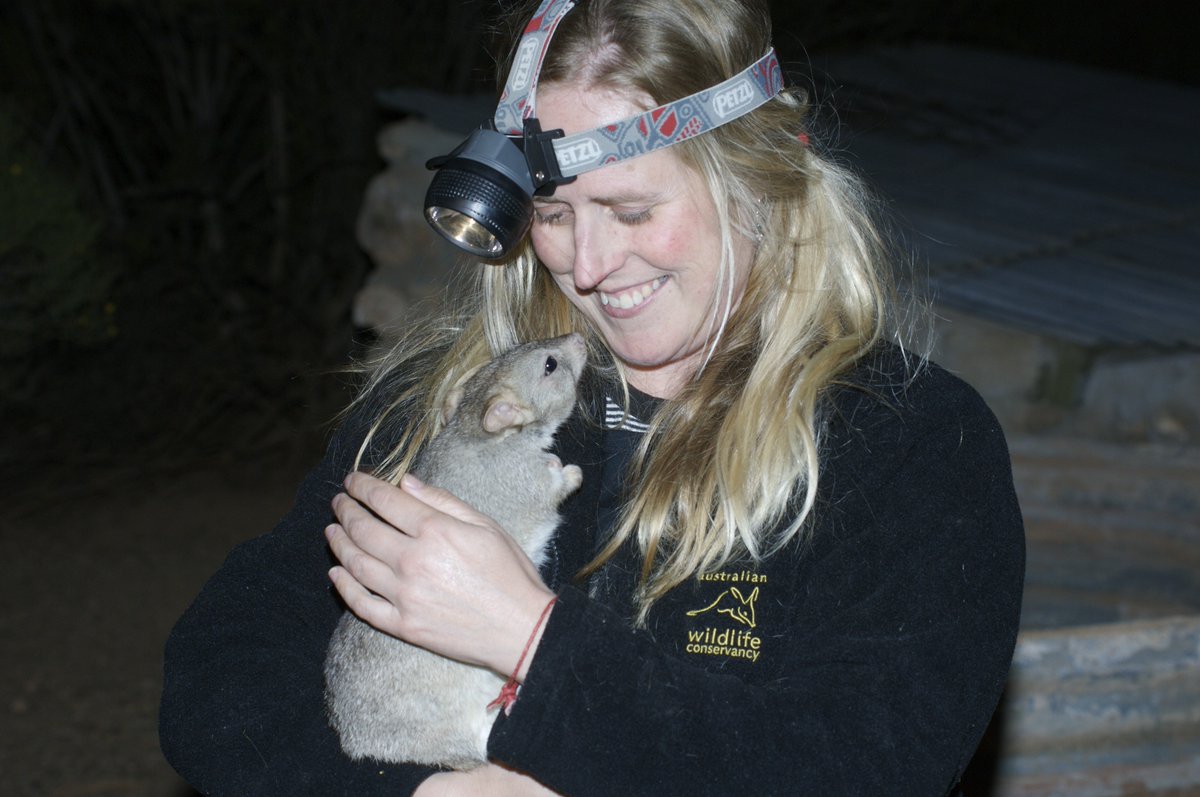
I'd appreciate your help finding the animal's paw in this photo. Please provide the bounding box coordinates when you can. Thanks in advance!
[562,464,582,492]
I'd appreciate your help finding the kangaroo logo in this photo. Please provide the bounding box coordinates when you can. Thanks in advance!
[687,586,759,628]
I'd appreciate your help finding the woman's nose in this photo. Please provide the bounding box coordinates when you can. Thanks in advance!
[571,222,623,292]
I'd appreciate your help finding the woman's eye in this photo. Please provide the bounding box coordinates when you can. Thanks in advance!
[534,207,567,225]
[543,355,558,375]
[614,208,651,225]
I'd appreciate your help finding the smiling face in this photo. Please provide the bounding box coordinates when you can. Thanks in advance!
[530,82,755,398]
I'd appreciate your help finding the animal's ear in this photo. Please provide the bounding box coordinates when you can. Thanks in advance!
[441,385,465,425]
[483,389,535,434]
[440,363,484,425]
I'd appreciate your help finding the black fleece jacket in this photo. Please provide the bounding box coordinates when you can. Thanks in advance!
[159,346,1025,796]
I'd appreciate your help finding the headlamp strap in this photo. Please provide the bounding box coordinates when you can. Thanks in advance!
[495,0,576,136]
[550,48,783,178]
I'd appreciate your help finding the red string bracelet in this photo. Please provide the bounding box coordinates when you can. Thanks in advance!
[489,595,558,716]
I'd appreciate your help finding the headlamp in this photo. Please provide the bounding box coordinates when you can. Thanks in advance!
[424,119,569,259]
[423,0,783,259]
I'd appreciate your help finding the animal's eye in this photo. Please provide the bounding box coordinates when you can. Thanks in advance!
[544,355,558,375]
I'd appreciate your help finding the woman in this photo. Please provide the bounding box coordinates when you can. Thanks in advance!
[160,0,1025,794]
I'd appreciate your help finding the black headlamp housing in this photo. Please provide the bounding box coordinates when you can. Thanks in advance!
[424,119,574,259]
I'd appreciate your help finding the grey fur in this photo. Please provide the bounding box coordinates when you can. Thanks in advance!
[323,333,586,769]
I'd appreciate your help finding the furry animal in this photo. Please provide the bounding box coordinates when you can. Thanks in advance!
[323,333,587,769]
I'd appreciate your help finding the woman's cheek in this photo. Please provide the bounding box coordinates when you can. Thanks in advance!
[537,240,578,283]
[531,230,570,276]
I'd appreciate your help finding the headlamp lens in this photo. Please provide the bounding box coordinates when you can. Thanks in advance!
[425,207,504,258]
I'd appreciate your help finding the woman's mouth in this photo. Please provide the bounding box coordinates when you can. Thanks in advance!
[599,276,668,310]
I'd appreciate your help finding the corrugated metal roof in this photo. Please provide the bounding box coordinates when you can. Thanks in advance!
[820,45,1200,348]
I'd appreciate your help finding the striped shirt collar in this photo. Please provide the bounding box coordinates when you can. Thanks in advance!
[602,386,661,433]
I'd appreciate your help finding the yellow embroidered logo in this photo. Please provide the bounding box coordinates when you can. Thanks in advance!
[686,586,759,628]
[683,571,767,663]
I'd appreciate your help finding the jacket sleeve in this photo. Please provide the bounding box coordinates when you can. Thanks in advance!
[487,368,1026,796]
[158,396,439,796]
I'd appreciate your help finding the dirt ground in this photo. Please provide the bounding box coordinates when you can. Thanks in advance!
[2,452,315,797]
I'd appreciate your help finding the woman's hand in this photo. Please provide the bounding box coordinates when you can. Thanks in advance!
[415,764,563,796]
[326,471,556,679]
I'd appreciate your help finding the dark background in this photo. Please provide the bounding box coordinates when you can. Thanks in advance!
[1,0,1195,484]
[1,3,1197,796]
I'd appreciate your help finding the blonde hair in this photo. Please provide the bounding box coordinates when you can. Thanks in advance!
[356,0,907,624]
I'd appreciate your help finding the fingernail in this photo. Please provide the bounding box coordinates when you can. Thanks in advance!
[401,473,424,490]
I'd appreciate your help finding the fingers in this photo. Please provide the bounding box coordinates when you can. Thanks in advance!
[326,517,395,621]
[340,472,426,538]
[326,556,402,631]
[398,473,492,526]
[344,471,489,531]
[330,489,411,569]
